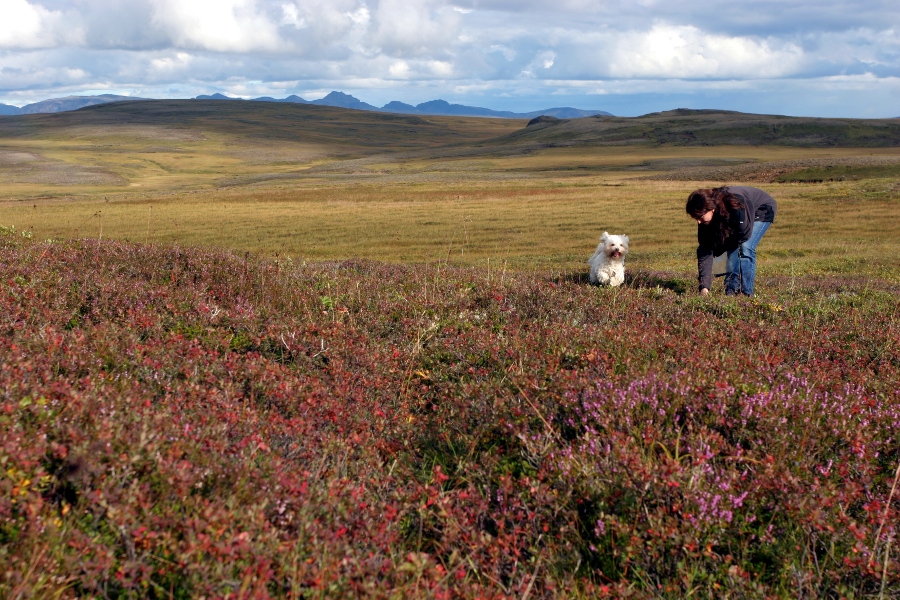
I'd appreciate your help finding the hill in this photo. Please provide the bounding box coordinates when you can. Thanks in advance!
[5,97,896,150]
[0,98,522,153]
[490,108,900,149]
[8,101,897,155]
[4,100,900,198]
[0,94,150,115]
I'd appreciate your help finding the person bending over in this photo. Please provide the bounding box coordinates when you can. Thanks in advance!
[686,186,777,297]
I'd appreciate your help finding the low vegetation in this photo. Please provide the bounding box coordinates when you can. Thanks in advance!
[506,109,900,149]
[1,229,898,597]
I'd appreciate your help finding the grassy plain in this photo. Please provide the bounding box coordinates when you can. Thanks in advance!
[2,100,900,281]
[3,154,900,282]
[0,101,900,278]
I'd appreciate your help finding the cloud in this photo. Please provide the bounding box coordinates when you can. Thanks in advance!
[453,0,900,34]
[150,0,283,52]
[0,0,897,117]
[389,60,410,77]
[0,60,89,91]
[0,0,78,48]
[385,58,454,79]
[149,52,195,75]
[605,24,805,78]
[280,3,306,27]
[370,0,462,57]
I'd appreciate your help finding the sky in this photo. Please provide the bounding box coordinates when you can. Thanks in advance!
[0,0,898,117]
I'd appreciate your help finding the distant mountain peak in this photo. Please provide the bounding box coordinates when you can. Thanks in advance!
[321,91,357,101]
[417,99,452,109]
[382,101,416,111]
[6,94,148,115]
[195,93,236,100]
[310,91,378,111]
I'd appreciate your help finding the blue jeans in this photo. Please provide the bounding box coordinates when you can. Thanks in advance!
[725,221,771,296]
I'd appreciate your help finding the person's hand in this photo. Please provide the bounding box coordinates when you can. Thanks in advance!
[699,288,709,297]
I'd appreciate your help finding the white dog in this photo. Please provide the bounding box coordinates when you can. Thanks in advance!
[587,232,629,286]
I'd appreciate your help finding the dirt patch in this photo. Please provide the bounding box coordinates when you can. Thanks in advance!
[56,125,206,143]
[0,150,41,165]
[223,144,331,166]
[625,157,754,171]
[0,149,127,186]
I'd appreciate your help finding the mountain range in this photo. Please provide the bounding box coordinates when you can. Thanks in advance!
[0,91,611,119]
[0,94,151,116]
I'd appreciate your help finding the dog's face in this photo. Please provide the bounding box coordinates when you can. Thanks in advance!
[601,232,629,260]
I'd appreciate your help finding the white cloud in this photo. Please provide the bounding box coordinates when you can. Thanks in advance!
[0,0,78,48]
[389,60,411,77]
[151,0,283,53]
[149,52,194,73]
[370,0,462,57]
[607,24,805,78]
[280,3,306,27]
[385,58,454,79]
[346,5,370,25]
[429,60,454,76]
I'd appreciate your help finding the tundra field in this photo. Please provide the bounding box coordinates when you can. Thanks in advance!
[2,101,900,598]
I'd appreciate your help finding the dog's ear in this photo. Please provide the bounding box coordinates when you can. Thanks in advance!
[601,231,609,241]
[622,235,630,246]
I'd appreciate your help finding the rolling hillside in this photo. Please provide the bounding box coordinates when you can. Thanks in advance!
[2,101,899,198]
[0,99,523,152]
[0,100,525,193]
[6,102,900,156]
[489,109,900,150]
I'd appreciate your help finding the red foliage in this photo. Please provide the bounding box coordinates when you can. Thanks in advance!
[1,235,898,597]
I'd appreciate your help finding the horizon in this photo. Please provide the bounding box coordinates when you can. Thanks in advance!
[1,90,613,115]
[3,91,897,120]
[1,1,898,119]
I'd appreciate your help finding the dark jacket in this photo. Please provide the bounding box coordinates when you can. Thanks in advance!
[697,186,777,291]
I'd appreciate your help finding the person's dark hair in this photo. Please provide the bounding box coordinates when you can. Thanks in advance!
[686,187,743,247]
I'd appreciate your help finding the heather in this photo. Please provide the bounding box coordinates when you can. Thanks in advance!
[2,232,899,598]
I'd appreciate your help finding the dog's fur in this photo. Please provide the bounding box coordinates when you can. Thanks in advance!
[587,232,629,286]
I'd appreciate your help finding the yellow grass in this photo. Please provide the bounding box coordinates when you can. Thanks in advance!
[3,111,900,281]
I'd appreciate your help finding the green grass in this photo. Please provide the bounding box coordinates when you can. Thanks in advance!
[775,163,900,182]
[503,109,900,148]
[4,175,900,281]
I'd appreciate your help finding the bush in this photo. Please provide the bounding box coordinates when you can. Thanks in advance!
[1,237,898,597]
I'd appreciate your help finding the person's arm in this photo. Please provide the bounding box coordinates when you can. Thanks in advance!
[697,243,714,293]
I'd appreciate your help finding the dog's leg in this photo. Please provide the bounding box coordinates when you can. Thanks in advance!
[588,257,599,283]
